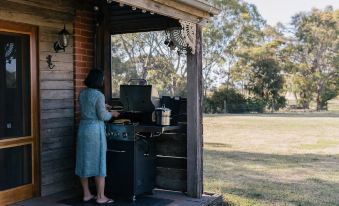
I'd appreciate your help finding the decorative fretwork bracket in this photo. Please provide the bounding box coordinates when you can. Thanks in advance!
[179,20,196,54]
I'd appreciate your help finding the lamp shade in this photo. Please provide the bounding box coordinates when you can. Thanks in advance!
[58,25,70,48]
[54,25,70,52]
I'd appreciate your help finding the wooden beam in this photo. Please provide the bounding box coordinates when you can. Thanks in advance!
[0,1,74,28]
[103,2,113,100]
[113,0,200,23]
[6,0,75,14]
[186,24,203,198]
[151,0,211,19]
[109,19,180,35]
[0,184,34,206]
[0,137,33,149]
[0,1,74,22]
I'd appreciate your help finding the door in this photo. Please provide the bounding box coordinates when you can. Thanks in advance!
[0,20,38,205]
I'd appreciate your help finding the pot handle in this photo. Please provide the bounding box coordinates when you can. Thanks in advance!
[151,111,156,122]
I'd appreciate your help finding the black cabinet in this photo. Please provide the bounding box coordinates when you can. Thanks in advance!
[105,124,155,201]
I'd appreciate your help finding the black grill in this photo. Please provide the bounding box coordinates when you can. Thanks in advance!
[105,124,155,201]
[105,83,185,201]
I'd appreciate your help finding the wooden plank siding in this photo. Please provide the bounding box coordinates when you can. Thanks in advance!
[39,24,76,196]
[0,0,76,196]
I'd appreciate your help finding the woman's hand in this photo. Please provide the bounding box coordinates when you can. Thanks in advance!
[105,104,112,110]
[111,111,120,117]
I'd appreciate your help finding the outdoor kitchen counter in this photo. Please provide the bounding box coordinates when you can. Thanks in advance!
[135,125,184,134]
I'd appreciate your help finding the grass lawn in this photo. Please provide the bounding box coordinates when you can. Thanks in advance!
[203,113,339,206]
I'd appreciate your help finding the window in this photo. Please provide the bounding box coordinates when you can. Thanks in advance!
[0,33,31,139]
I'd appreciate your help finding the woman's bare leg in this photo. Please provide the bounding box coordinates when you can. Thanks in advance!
[80,178,94,201]
[95,176,112,203]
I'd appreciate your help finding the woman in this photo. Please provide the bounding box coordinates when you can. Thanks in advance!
[75,69,119,204]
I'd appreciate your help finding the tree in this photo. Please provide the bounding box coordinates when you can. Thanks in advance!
[111,31,187,96]
[246,58,286,111]
[202,0,266,96]
[288,7,339,110]
[231,25,287,111]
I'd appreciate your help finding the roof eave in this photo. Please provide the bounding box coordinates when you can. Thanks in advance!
[175,0,221,16]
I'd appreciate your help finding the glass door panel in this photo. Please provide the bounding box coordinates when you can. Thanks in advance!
[0,144,32,190]
[0,30,34,196]
[0,33,31,140]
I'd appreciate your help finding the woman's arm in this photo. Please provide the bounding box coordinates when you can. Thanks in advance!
[95,94,113,121]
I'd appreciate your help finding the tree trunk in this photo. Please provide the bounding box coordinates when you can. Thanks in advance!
[316,82,324,111]
[300,91,309,109]
[293,92,298,104]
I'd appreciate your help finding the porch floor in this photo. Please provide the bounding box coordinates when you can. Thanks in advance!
[10,189,223,206]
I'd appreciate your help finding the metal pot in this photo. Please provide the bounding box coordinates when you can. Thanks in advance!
[153,106,171,126]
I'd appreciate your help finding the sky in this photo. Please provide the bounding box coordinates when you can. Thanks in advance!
[242,0,339,26]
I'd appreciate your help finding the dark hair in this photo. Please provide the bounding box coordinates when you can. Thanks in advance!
[84,69,104,89]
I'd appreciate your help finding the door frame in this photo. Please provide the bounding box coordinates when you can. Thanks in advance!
[0,19,40,205]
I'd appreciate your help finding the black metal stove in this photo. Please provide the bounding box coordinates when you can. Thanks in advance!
[105,123,182,201]
[106,82,157,201]
[105,82,183,201]
[105,123,155,201]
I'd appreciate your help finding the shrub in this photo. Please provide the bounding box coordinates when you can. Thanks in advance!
[246,97,266,113]
[204,88,248,113]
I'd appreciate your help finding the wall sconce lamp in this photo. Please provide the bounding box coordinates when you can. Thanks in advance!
[54,25,70,52]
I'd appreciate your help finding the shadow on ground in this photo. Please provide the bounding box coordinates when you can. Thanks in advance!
[58,196,172,206]
[204,148,339,206]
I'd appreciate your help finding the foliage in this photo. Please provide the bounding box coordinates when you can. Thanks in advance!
[204,88,266,113]
[202,0,266,95]
[204,2,338,112]
[205,88,247,113]
[246,97,266,113]
[246,58,286,110]
[284,7,339,110]
[111,32,187,97]
[231,25,287,111]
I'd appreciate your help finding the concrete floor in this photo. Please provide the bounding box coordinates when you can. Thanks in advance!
[10,190,223,206]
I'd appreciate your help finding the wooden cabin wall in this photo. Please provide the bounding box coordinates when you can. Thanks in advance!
[0,0,76,196]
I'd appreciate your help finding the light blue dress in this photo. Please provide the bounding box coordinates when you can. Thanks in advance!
[75,88,112,178]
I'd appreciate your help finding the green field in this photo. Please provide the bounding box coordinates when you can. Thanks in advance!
[203,113,339,206]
